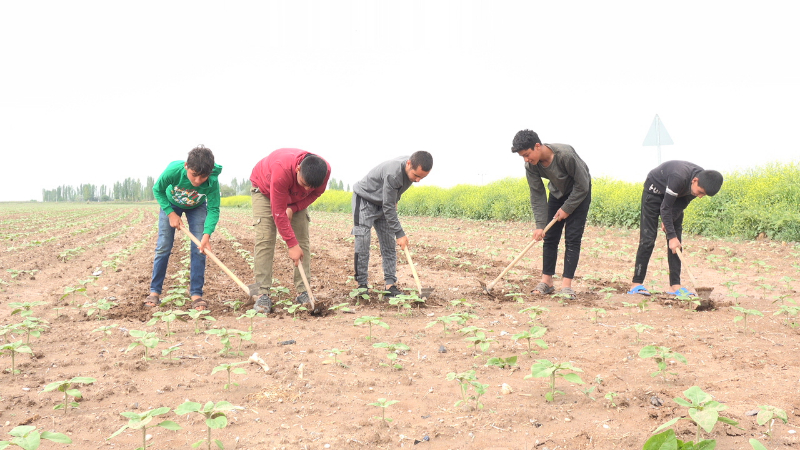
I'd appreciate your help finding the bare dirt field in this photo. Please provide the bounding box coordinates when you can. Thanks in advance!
[1,203,799,450]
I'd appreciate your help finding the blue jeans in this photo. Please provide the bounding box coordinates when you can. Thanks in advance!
[150,203,207,297]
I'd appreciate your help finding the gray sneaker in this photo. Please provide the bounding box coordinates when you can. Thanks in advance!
[254,294,272,314]
[295,291,310,305]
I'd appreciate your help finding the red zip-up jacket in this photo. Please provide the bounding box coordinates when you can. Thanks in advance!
[250,148,331,248]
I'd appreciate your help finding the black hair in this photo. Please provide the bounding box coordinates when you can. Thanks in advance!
[511,129,541,153]
[299,154,328,188]
[186,145,215,176]
[409,151,433,172]
[697,170,723,196]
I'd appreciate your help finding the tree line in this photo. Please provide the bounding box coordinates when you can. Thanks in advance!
[42,177,255,202]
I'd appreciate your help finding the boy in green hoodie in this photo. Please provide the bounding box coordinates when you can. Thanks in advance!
[145,145,222,310]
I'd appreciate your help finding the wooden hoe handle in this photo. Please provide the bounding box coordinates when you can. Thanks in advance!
[178,226,251,297]
[403,246,424,294]
[487,217,559,291]
[296,263,317,311]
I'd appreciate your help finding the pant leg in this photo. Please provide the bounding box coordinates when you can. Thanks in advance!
[252,188,277,295]
[561,189,591,279]
[352,194,375,286]
[150,207,177,294]
[632,190,662,284]
[185,203,208,297]
[541,194,565,277]
[667,209,685,286]
[373,216,398,286]
[291,209,311,293]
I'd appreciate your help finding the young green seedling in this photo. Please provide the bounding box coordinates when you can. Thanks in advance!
[511,326,548,355]
[107,406,182,450]
[449,298,473,310]
[525,359,585,402]
[756,405,788,438]
[353,316,389,340]
[223,299,245,312]
[464,331,495,354]
[580,386,596,401]
[186,308,216,334]
[147,310,187,337]
[587,307,606,323]
[604,392,618,408]
[639,345,688,378]
[59,286,87,303]
[504,292,526,303]
[486,355,518,369]
[773,303,800,327]
[519,305,549,323]
[732,306,764,331]
[40,376,96,415]
[161,287,190,307]
[81,298,117,320]
[368,398,399,426]
[349,286,370,304]
[8,301,46,317]
[126,330,162,361]
[175,400,243,450]
[446,370,488,410]
[1,341,32,376]
[623,323,654,343]
[237,309,266,331]
[91,324,118,339]
[212,361,248,390]
[328,302,353,314]
[372,342,410,369]
[0,425,71,449]
[204,328,238,356]
[16,317,49,346]
[285,302,307,319]
[323,348,347,368]
[652,386,742,444]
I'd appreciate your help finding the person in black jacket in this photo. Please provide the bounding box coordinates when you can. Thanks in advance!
[628,161,723,296]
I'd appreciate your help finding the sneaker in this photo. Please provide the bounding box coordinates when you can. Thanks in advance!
[295,291,310,305]
[357,284,368,290]
[254,294,272,314]
[384,285,403,299]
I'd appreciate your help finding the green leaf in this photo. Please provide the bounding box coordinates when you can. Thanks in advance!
[215,439,224,449]
[40,431,72,444]
[71,376,96,384]
[561,373,585,384]
[690,408,719,433]
[156,420,182,431]
[65,389,81,398]
[175,401,202,415]
[41,381,66,392]
[207,415,228,429]
[749,438,768,450]
[683,386,712,405]
[642,429,677,450]
[653,417,682,434]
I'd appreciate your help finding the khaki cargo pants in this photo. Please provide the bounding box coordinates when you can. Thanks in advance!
[251,188,311,296]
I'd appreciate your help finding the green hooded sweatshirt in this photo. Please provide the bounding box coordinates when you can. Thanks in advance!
[153,161,223,235]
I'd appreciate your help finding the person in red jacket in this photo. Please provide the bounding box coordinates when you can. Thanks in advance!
[249,148,331,313]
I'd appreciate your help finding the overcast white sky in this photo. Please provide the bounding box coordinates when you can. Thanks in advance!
[2,1,798,202]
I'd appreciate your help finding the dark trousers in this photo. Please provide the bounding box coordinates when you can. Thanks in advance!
[632,190,683,286]
[542,189,591,279]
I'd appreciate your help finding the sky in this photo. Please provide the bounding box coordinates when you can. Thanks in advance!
[2,1,799,202]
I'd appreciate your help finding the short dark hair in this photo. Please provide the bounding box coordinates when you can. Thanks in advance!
[511,129,541,153]
[697,170,723,196]
[299,154,328,188]
[186,145,215,176]
[409,151,433,172]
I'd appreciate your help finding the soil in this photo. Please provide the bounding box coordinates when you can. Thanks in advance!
[1,203,799,450]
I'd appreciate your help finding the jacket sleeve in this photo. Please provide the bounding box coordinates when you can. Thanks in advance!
[559,154,591,215]
[269,166,299,248]
[525,163,549,229]
[381,174,405,238]
[152,162,180,216]
[203,180,221,235]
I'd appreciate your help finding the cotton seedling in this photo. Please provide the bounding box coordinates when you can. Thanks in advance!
[349,286,370,304]
[651,386,742,445]
[732,306,764,331]
[125,330,162,361]
[237,309,266,331]
[175,400,243,450]
[504,292,526,303]
[0,425,71,449]
[91,324,118,339]
[519,305,549,323]
[185,308,216,334]
[388,293,416,314]
[449,298,473,310]
[204,328,236,356]
[525,359,585,402]
[598,287,616,301]
[580,386,596,401]
[160,287,190,307]
[16,317,49,346]
[425,314,459,335]
[622,323,653,343]
[486,355,518,369]
[353,316,389,340]
[372,342,410,369]
[107,407,181,450]
[323,348,347,367]
[8,301,46,317]
[368,398,399,426]
[81,298,117,320]
[773,303,800,327]
[604,392,618,408]
[511,326,548,355]
[58,285,87,303]
[327,302,353,314]
[285,302,307,319]
[587,307,606,323]
[161,343,183,360]
[40,377,96,415]
[639,345,688,378]
[446,370,488,410]
[756,405,788,438]
[464,331,495,354]
[1,341,31,376]
[211,361,248,390]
